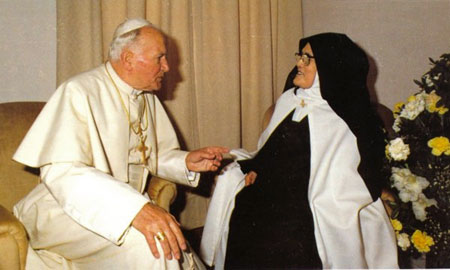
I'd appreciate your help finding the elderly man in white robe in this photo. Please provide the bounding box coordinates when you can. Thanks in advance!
[13,18,228,270]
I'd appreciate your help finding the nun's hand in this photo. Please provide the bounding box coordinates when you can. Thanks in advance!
[245,171,257,186]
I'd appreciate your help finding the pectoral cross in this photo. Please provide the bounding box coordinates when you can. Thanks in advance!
[300,99,306,107]
[136,126,149,164]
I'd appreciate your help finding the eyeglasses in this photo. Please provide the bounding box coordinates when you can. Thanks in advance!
[295,52,315,66]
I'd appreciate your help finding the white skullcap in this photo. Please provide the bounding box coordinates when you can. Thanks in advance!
[113,18,152,39]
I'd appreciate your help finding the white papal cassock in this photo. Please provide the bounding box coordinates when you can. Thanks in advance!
[13,62,205,269]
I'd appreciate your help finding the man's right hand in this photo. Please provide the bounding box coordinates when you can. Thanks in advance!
[132,203,186,260]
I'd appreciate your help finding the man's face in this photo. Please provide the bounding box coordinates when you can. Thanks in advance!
[129,27,169,91]
[293,43,317,89]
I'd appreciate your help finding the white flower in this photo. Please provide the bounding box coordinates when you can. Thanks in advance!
[398,189,416,203]
[392,117,401,133]
[405,175,429,197]
[391,167,430,203]
[391,167,409,191]
[397,232,411,251]
[424,74,433,87]
[400,93,426,120]
[412,193,437,221]
[387,138,410,160]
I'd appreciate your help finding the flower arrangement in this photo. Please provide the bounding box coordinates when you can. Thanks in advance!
[384,53,450,268]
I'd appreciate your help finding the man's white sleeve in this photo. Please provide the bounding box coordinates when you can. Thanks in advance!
[41,162,149,245]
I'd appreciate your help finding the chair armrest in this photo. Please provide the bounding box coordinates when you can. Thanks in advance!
[0,204,28,270]
[147,176,177,212]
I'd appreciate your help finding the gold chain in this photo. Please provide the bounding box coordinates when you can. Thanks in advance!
[105,63,149,135]
[105,63,152,164]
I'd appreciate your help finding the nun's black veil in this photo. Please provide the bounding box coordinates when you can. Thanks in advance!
[285,33,385,200]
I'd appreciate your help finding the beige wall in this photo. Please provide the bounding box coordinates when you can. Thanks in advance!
[302,0,450,110]
[0,0,56,103]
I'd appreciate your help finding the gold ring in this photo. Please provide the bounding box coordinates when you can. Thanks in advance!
[156,231,166,241]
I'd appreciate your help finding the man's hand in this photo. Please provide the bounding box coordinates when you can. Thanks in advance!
[132,203,186,260]
[186,146,229,172]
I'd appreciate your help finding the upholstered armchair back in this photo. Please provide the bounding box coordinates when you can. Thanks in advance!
[0,102,44,270]
[0,102,44,212]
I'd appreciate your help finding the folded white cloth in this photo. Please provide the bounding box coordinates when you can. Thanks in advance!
[200,149,252,268]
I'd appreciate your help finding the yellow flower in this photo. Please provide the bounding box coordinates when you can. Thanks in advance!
[437,106,449,114]
[390,219,403,231]
[407,95,416,103]
[428,136,450,156]
[426,91,449,114]
[393,102,404,117]
[385,144,391,160]
[411,230,435,253]
[426,91,440,111]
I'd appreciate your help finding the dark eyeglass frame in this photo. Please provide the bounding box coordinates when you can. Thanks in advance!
[295,52,315,66]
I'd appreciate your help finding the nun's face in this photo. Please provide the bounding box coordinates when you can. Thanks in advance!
[293,43,317,89]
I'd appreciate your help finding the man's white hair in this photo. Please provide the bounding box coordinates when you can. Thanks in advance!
[109,18,155,61]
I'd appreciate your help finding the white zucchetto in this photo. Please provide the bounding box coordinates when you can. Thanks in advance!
[113,18,152,38]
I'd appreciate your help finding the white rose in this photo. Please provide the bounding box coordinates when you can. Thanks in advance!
[387,138,410,161]
[397,233,411,251]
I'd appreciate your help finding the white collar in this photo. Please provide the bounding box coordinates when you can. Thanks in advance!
[295,71,322,101]
[292,72,326,122]
[105,61,143,98]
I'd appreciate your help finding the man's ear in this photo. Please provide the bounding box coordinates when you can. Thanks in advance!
[120,49,134,71]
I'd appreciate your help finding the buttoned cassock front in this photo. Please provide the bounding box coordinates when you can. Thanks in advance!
[13,63,202,269]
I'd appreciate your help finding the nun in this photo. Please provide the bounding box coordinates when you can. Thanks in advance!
[201,33,399,269]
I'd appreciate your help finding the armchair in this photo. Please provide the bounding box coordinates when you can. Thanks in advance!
[0,102,176,270]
